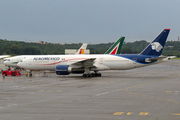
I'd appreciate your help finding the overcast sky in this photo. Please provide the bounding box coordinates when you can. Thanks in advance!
[0,0,179,44]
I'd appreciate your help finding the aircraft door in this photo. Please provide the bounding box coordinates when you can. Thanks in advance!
[98,58,107,70]
[133,58,137,68]
[28,60,32,65]
[99,58,103,64]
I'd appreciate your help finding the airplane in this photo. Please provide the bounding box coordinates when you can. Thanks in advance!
[17,29,170,77]
[3,43,88,69]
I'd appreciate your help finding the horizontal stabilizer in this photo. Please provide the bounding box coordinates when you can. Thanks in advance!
[145,56,176,62]
[145,56,167,62]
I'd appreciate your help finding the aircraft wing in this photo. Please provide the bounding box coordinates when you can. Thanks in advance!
[71,58,96,68]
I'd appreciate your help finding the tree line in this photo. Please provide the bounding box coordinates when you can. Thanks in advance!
[0,39,180,57]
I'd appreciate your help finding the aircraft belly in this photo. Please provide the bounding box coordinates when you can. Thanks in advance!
[103,59,135,70]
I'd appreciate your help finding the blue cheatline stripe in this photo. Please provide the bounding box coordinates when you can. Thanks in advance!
[112,54,158,64]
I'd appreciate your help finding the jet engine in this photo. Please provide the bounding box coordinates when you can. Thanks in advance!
[55,65,85,75]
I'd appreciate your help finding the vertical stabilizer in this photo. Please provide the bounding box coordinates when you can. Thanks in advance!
[75,43,87,55]
[140,29,170,56]
[104,37,125,54]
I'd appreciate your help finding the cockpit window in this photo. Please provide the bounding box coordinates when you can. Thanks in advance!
[19,60,23,62]
[4,59,10,61]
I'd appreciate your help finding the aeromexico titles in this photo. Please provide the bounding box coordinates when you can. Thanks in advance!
[17,29,171,77]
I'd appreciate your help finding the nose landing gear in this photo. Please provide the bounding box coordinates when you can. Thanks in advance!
[29,70,32,77]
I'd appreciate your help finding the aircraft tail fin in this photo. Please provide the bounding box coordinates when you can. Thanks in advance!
[140,29,170,56]
[75,43,87,55]
[104,37,125,54]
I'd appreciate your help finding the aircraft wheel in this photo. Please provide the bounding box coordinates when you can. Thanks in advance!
[97,73,101,77]
[82,74,86,77]
[83,74,92,77]
[86,74,89,77]
[91,73,95,77]
[89,74,92,77]
[29,73,32,77]
[95,73,101,77]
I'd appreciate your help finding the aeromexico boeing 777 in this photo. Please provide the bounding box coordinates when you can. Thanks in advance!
[17,29,170,77]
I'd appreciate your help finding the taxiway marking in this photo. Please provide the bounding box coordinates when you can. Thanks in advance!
[139,112,148,115]
[96,92,109,96]
[172,113,180,115]
[113,112,148,116]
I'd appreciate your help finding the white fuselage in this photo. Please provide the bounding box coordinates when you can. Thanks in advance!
[17,54,156,71]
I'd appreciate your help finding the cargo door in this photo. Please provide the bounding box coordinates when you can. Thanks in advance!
[99,58,103,64]
[133,58,137,68]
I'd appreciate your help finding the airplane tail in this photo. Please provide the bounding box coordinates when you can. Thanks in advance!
[104,37,125,54]
[140,29,170,56]
[75,43,87,55]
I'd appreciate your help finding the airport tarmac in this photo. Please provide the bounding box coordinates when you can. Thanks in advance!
[0,60,180,120]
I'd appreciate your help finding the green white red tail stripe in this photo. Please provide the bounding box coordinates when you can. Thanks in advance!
[104,37,125,54]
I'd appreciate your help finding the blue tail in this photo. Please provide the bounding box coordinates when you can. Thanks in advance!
[140,29,170,56]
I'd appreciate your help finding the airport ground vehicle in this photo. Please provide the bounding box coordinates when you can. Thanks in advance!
[2,68,21,76]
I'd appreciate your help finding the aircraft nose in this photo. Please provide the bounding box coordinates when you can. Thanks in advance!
[3,61,8,65]
[17,62,23,68]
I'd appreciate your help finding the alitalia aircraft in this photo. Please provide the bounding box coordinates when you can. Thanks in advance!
[17,29,170,77]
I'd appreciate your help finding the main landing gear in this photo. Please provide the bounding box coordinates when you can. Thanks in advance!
[82,73,101,77]
[82,69,101,77]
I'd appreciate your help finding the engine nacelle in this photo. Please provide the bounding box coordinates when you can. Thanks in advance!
[56,65,71,75]
[71,68,85,74]
[55,65,85,75]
